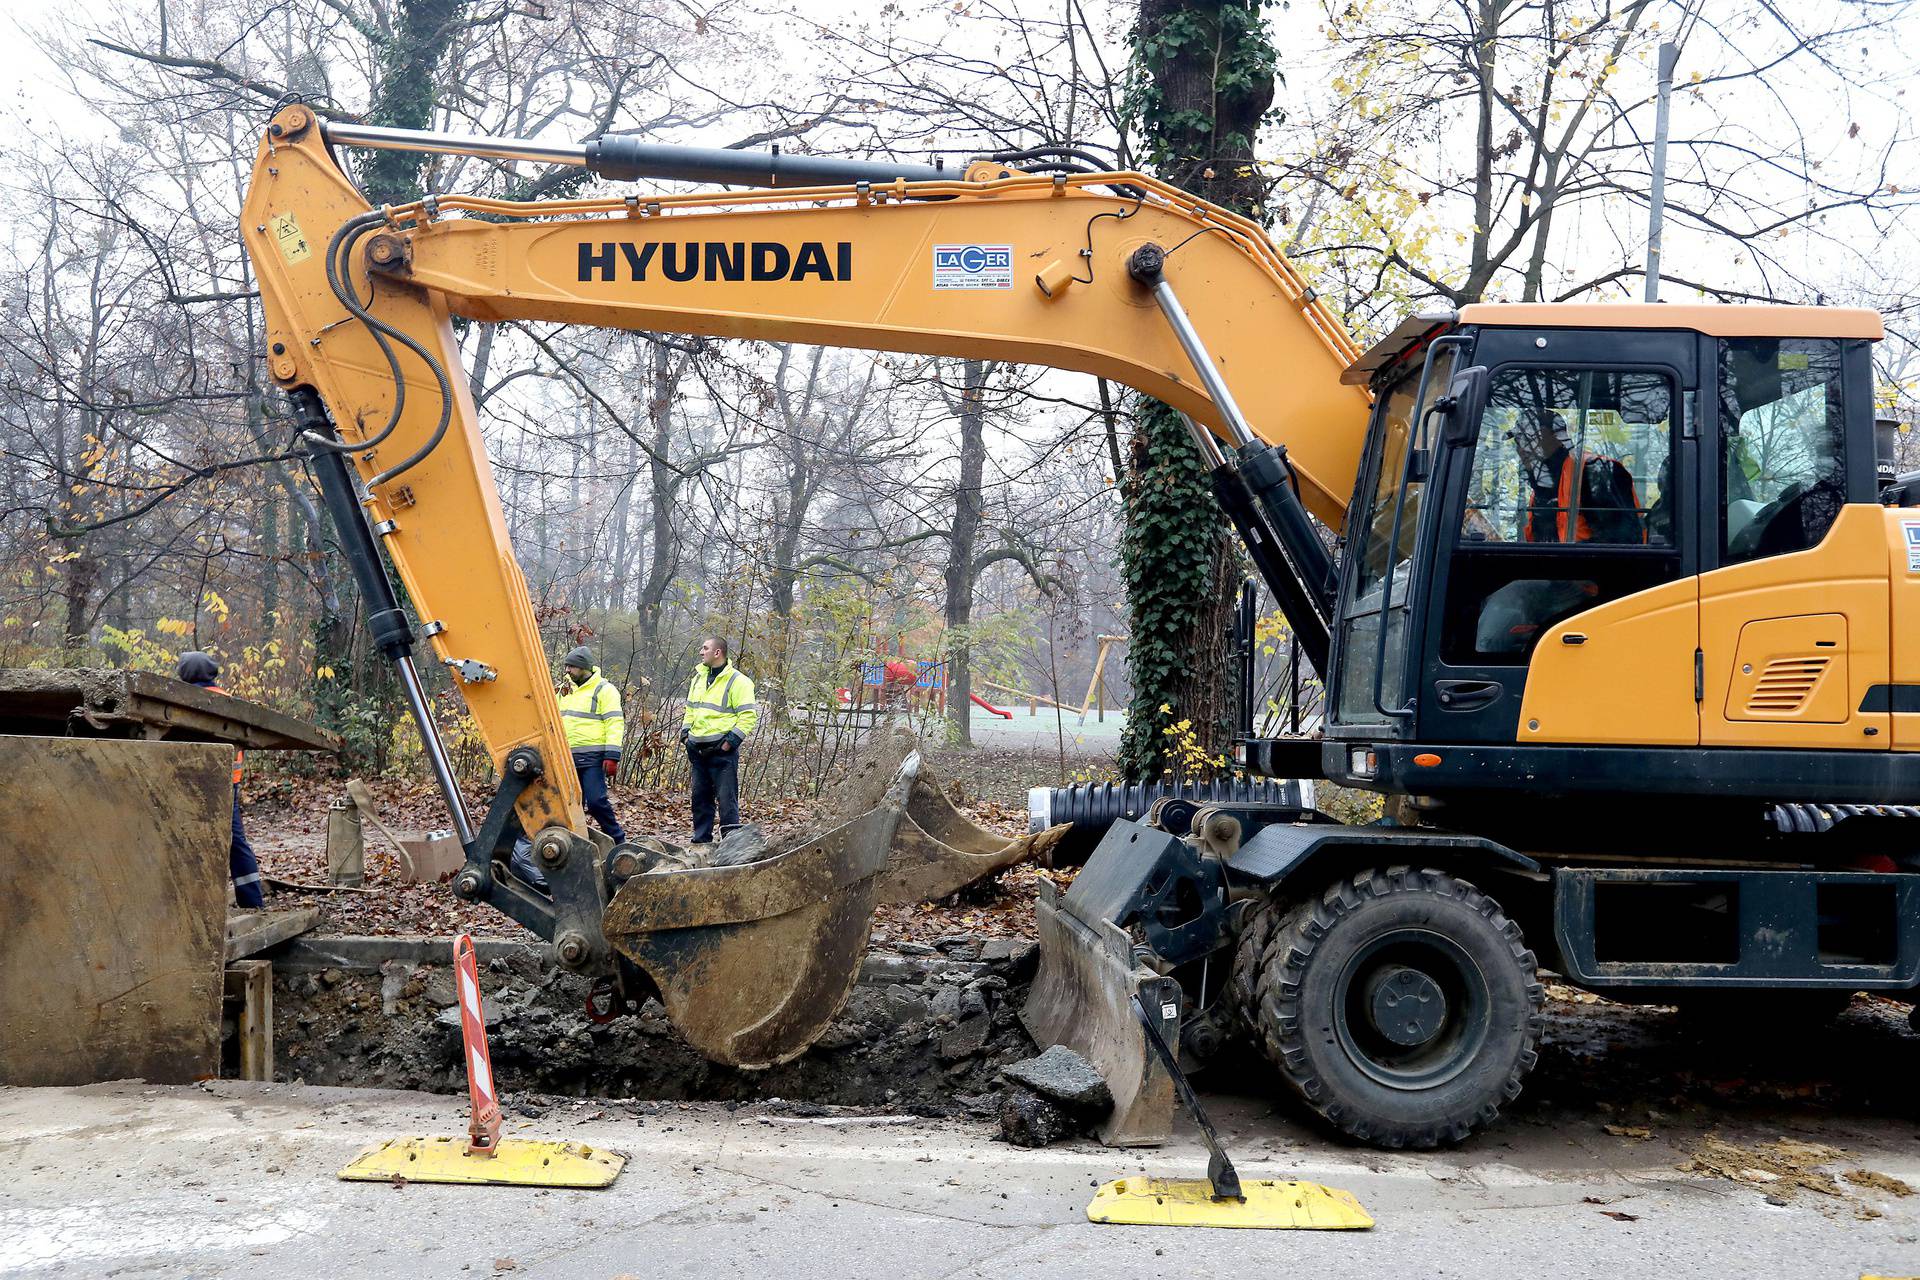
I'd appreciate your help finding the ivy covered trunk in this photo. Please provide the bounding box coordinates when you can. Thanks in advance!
[1116,0,1278,779]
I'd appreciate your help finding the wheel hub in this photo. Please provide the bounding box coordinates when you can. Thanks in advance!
[1363,964,1448,1047]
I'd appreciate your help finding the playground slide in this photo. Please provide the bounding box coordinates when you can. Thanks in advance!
[970,692,1013,720]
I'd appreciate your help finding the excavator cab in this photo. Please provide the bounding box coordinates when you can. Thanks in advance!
[1312,305,1887,792]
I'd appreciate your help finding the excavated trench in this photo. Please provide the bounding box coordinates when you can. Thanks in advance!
[263,931,1920,1139]
[270,936,1045,1116]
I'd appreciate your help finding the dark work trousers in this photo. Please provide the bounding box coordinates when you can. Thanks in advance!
[687,744,740,843]
[572,753,627,843]
[230,785,264,908]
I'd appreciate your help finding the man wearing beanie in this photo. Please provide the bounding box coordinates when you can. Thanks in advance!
[174,651,266,908]
[557,645,627,842]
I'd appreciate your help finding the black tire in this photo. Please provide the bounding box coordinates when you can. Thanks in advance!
[1231,865,1545,1149]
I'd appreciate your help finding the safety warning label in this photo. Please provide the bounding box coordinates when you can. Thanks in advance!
[1905,521,1920,572]
[271,212,310,264]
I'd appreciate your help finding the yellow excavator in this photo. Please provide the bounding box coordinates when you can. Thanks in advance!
[244,105,1913,1151]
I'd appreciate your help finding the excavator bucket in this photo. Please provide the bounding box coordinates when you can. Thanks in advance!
[876,771,1067,904]
[602,748,1057,1069]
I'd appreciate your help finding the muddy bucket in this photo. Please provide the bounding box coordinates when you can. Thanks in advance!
[600,749,1062,1069]
[600,756,918,1069]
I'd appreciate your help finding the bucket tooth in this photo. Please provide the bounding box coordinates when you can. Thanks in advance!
[1023,877,1179,1146]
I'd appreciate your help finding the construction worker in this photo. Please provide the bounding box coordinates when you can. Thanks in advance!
[174,651,265,909]
[558,645,626,843]
[681,635,758,845]
[1515,408,1643,544]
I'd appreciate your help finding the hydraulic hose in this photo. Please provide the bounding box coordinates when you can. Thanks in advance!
[1028,777,1305,865]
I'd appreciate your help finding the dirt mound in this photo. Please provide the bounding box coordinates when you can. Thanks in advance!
[276,939,1042,1114]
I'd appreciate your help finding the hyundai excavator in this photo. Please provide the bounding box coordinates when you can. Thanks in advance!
[243,104,1915,1152]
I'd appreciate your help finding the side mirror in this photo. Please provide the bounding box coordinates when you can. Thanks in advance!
[1439,365,1491,445]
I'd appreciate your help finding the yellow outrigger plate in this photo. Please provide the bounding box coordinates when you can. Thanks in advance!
[339,1136,625,1188]
[1087,1177,1373,1230]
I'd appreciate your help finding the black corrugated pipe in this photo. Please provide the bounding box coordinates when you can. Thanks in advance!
[1029,776,1307,865]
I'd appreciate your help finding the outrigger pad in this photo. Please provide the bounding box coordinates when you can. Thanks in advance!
[339,1136,625,1188]
[1087,1177,1373,1230]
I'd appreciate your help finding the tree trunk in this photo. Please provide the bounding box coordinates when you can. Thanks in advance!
[1118,0,1276,779]
[360,0,467,206]
[944,360,989,746]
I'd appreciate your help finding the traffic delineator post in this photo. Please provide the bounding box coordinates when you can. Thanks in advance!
[338,933,625,1189]
[453,934,502,1156]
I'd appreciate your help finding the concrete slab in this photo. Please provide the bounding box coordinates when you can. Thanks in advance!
[0,1080,1915,1278]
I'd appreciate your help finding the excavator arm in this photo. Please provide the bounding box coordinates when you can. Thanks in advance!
[239,104,1370,1072]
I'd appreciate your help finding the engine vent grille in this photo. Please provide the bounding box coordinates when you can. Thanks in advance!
[1745,657,1830,716]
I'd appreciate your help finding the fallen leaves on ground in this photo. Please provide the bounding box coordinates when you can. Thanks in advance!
[247,756,1063,942]
[1683,1134,1847,1199]
[1602,1124,1652,1140]
[1844,1168,1915,1197]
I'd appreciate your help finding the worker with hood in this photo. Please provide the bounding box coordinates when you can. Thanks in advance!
[175,651,265,909]
[557,645,627,843]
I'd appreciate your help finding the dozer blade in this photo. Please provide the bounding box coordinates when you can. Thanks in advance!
[600,759,915,1069]
[876,772,1067,905]
[1023,876,1180,1146]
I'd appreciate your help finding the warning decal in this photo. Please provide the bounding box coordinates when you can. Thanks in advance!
[271,212,311,264]
[1904,520,1920,573]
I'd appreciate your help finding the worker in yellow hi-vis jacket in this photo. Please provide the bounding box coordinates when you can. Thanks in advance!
[681,635,758,845]
[557,645,626,842]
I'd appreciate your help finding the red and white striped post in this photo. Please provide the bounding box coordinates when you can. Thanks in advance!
[452,934,502,1157]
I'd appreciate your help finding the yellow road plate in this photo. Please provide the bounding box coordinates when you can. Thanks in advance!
[1087,1177,1374,1230]
[339,1136,625,1188]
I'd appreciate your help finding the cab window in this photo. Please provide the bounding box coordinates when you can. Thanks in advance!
[1461,369,1673,547]
[1440,365,1679,665]
[1719,337,1846,564]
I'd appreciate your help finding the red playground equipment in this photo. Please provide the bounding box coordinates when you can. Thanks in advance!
[970,692,1013,719]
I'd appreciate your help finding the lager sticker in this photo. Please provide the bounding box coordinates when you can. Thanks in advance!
[932,244,1012,289]
[1905,520,1920,572]
[271,212,311,264]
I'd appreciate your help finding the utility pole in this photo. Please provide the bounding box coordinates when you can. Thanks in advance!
[1644,41,1680,302]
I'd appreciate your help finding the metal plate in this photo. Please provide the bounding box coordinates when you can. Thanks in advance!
[0,736,229,1086]
[338,1136,624,1188]
[1022,877,1177,1146]
[0,668,334,751]
[1087,1177,1374,1229]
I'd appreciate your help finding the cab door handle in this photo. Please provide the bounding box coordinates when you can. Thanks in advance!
[1562,633,1588,645]
[1434,679,1502,711]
